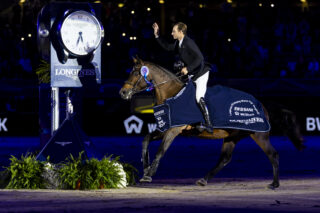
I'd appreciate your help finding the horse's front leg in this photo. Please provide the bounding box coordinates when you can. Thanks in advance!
[140,126,183,183]
[141,130,164,178]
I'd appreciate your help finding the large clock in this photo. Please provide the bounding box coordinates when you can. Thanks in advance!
[58,10,104,58]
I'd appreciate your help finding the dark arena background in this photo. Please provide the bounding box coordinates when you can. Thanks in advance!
[0,0,320,212]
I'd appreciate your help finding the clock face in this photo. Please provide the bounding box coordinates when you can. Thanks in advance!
[60,10,103,56]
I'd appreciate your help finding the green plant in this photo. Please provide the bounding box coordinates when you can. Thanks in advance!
[3,151,138,190]
[5,154,47,189]
[35,60,50,84]
[93,156,123,189]
[57,152,133,190]
[79,155,124,189]
[57,152,84,189]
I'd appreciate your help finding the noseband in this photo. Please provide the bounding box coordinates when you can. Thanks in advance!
[124,75,146,93]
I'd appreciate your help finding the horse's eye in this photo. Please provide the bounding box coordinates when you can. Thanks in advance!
[133,71,140,76]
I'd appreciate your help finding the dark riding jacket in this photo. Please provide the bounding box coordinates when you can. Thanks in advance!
[156,35,208,80]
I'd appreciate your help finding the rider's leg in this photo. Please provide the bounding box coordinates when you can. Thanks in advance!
[194,72,213,132]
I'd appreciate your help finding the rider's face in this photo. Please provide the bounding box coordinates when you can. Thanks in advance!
[171,26,183,40]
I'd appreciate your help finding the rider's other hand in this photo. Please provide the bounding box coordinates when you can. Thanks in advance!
[153,22,159,37]
[181,67,188,75]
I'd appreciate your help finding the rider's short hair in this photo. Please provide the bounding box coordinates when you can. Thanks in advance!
[174,22,187,35]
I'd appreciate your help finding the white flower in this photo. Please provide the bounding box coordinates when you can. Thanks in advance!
[113,162,127,188]
[44,162,53,171]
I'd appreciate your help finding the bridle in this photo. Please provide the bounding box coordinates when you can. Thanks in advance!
[124,68,184,94]
[124,75,146,93]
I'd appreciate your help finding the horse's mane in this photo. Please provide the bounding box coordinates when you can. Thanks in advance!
[146,62,183,84]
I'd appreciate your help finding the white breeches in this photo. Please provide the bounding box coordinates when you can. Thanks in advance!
[194,71,209,103]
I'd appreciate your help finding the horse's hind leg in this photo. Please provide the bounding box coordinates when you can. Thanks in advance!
[251,132,279,189]
[196,138,238,186]
[141,130,164,181]
[141,127,182,182]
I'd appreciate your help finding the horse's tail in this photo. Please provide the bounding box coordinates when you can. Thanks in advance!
[265,103,305,151]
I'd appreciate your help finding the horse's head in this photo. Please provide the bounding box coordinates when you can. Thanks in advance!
[119,57,150,100]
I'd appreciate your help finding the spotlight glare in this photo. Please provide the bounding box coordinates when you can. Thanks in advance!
[133,36,137,40]
[227,38,231,42]
[159,0,165,4]
[28,34,32,37]
[259,3,262,7]
[122,33,126,37]
[147,7,151,11]
[107,42,111,46]
[21,37,24,41]
[227,0,232,3]
[118,3,124,8]
[130,37,133,40]
[271,3,275,7]
[131,10,135,14]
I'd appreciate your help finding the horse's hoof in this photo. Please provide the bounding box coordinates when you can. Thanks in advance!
[140,176,152,183]
[196,178,207,186]
[267,182,280,189]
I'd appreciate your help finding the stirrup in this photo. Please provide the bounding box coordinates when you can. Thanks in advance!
[197,123,213,133]
[204,125,213,133]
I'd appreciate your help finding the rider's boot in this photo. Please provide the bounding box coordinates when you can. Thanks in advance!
[198,97,214,133]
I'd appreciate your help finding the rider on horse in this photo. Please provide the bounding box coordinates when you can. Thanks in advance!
[152,22,213,133]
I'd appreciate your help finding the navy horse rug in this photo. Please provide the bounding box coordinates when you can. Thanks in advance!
[153,82,270,132]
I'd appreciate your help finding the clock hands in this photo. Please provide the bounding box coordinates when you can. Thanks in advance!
[76,31,84,46]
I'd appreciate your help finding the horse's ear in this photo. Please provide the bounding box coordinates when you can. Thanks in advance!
[135,55,144,64]
[132,56,138,64]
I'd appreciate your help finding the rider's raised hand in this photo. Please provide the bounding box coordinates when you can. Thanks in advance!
[181,67,188,75]
[152,22,159,37]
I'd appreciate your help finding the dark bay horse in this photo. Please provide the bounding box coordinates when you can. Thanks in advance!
[119,58,305,189]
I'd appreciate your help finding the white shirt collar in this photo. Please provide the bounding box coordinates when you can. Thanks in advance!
[179,36,184,47]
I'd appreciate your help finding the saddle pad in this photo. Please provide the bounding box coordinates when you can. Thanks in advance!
[153,81,270,132]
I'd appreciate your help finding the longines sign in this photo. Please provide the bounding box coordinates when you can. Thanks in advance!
[52,65,99,87]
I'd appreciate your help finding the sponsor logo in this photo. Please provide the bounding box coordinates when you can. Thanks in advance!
[124,115,144,134]
[156,116,166,128]
[229,100,264,125]
[55,141,72,147]
[229,117,264,125]
[154,109,164,116]
[306,117,320,131]
[123,115,156,134]
[54,66,96,77]
[0,118,7,132]
[229,100,259,116]
[147,123,157,133]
